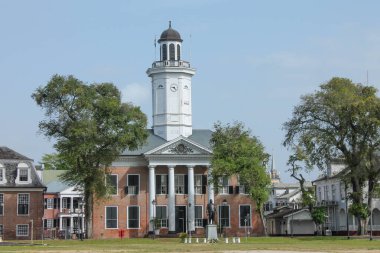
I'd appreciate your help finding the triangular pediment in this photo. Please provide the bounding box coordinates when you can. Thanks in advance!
[144,136,212,156]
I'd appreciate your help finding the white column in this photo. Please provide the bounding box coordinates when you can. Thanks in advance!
[148,165,156,232]
[59,217,63,230]
[168,166,176,233]
[70,197,74,212]
[70,217,73,233]
[60,197,63,212]
[188,166,195,232]
[207,166,215,204]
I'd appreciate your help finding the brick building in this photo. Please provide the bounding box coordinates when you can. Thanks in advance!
[92,23,264,239]
[0,146,45,240]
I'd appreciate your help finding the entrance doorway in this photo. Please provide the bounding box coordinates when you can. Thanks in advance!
[175,206,186,233]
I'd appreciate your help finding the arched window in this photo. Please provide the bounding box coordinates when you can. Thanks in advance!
[177,45,181,60]
[162,44,167,61]
[169,44,175,60]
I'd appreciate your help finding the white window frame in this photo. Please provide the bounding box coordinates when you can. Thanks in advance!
[218,205,230,228]
[105,206,118,229]
[175,174,185,194]
[156,174,168,195]
[46,219,53,228]
[106,174,118,196]
[47,198,54,209]
[17,193,29,216]
[127,205,140,229]
[155,205,168,228]
[127,174,140,195]
[194,174,203,195]
[0,164,6,184]
[194,205,203,227]
[239,204,252,228]
[331,184,336,201]
[219,176,230,195]
[16,224,29,236]
[15,163,31,184]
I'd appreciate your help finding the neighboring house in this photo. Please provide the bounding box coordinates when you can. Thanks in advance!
[266,207,315,236]
[0,146,46,240]
[91,23,263,239]
[40,170,84,239]
[313,159,380,235]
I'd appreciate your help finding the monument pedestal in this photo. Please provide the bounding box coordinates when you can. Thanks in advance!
[206,224,218,242]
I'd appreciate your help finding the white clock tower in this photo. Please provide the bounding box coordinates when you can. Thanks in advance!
[147,22,196,141]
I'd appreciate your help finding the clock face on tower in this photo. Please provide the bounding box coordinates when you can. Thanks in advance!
[170,84,178,92]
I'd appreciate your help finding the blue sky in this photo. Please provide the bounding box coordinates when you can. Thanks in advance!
[1,0,380,182]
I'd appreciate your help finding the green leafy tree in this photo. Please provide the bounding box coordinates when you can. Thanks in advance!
[32,75,148,237]
[210,121,270,235]
[283,77,380,235]
[40,153,70,170]
[311,207,326,234]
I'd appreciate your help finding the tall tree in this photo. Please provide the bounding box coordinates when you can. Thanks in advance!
[210,121,270,235]
[39,153,70,170]
[283,77,380,235]
[32,75,148,237]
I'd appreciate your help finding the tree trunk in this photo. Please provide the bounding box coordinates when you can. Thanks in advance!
[259,208,268,236]
[84,186,93,238]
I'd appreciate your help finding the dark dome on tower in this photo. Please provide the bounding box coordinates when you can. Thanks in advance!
[158,21,183,42]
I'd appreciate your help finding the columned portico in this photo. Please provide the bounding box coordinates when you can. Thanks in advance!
[148,165,156,232]
[187,166,195,231]
[168,166,176,233]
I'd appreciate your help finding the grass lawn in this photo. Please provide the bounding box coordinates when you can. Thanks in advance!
[0,237,380,252]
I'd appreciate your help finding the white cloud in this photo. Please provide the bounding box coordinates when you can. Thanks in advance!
[121,83,150,106]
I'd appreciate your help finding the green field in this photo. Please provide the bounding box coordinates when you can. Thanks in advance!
[0,237,379,252]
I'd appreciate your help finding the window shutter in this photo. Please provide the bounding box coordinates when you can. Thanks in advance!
[235,186,240,194]
[184,175,188,194]
[53,198,57,209]
[228,186,233,194]
[44,199,47,209]
[203,218,208,227]
[43,219,47,228]
[202,185,206,194]
[202,175,207,186]
[124,186,129,195]
[156,175,161,194]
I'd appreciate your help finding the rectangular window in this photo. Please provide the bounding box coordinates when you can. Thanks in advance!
[47,199,54,209]
[318,187,322,201]
[16,224,29,236]
[106,174,118,195]
[195,205,203,227]
[46,219,53,228]
[324,185,329,200]
[194,175,203,194]
[175,175,185,194]
[219,177,229,194]
[156,206,167,228]
[62,197,71,209]
[156,175,168,194]
[239,205,251,227]
[19,168,28,181]
[127,175,139,195]
[340,182,345,200]
[218,205,230,227]
[0,169,3,182]
[128,206,139,229]
[18,193,29,215]
[105,206,118,229]
[0,194,3,215]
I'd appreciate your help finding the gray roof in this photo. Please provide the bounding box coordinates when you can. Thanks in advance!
[0,147,32,161]
[122,129,213,156]
[45,180,70,193]
[0,147,45,189]
[278,189,301,199]
[272,181,313,189]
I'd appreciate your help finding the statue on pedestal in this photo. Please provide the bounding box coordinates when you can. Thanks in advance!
[206,199,215,224]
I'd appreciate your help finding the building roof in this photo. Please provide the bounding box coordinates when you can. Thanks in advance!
[266,207,295,219]
[272,181,313,189]
[42,170,72,193]
[0,147,45,189]
[0,146,32,161]
[121,129,213,156]
[158,22,182,42]
[277,189,301,199]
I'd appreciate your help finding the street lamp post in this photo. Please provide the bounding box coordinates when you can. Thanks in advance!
[30,219,34,244]
[152,199,156,240]
[188,203,192,241]
[370,197,373,241]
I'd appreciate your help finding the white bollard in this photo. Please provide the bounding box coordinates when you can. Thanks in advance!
[184,238,188,243]
[188,238,191,244]
[232,237,236,243]
[204,238,207,243]
[196,238,199,243]
[237,237,241,243]
[225,237,229,243]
